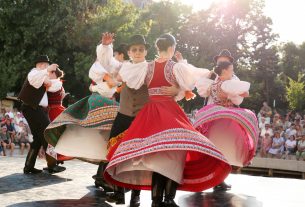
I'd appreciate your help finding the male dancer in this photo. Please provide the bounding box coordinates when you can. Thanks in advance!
[18,55,66,174]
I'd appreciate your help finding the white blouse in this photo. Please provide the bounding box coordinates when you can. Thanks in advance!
[119,59,211,91]
[27,68,48,89]
[96,44,122,74]
[48,79,63,92]
[196,75,250,105]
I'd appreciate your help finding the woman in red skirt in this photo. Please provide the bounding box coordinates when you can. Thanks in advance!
[46,68,72,162]
[104,34,231,207]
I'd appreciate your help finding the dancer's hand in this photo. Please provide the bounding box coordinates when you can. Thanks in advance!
[161,85,179,96]
[174,51,183,62]
[102,32,115,45]
[239,92,249,97]
[44,78,52,88]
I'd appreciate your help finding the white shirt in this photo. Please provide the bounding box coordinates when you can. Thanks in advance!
[27,68,49,107]
[260,127,273,137]
[285,139,296,148]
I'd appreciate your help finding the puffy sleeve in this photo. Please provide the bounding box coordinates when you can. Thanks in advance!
[88,61,109,84]
[118,61,148,90]
[27,68,49,88]
[173,61,211,91]
[48,79,63,92]
[195,77,214,98]
[91,82,116,98]
[221,79,250,105]
[96,44,122,74]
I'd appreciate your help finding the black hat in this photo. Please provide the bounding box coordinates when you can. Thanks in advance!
[35,55,51,65]
[213,49,234,63]
[127,35,150,50]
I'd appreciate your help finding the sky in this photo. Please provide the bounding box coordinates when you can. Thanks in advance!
[176,0,304,44]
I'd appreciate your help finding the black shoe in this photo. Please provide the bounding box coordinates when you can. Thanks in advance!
[24,149,41,174]
[163,199,179,207]
[45,165,66,174]
[24,167,43,174]
[213,182,232,192]
[130,190,141,207]
[94,178,113,192]
[106,192,125,204]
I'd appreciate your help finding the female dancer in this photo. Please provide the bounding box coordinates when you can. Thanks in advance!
[44,50,119,167]
[104,34,231,207]
[194,61,259,190]
[45,68,73,163]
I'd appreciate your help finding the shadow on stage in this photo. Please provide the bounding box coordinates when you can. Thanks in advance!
[0,173,72,194]
[7,186,111,207]
[179,191,263,207]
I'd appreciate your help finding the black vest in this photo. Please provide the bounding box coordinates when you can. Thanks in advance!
[18,79,46,108]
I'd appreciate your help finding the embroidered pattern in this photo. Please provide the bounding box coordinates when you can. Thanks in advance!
[148,87,163,96]
[145,61,155,86]
[108,128,227,167]
[164,60,177,86]
[210,79,234,107]
[194,104,259,148]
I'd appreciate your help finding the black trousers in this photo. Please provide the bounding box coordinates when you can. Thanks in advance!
[109,112,135,139]
[21,104,50,150]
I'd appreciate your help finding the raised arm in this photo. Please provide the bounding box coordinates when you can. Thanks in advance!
[96,33,122,73]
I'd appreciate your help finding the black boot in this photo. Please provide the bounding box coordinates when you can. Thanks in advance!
[106,185,125,204]
[151,172,166,207]
[130,190,141,207]
[24,148,42,174]
[93,162,113,192]
[163,178,179,207]
[45,154,66,174]
[213,182,232,192]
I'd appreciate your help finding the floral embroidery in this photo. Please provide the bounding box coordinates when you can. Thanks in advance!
[145,61,155,86]
[164,60,177,86]
[148,87,163,96]
[210,79,234,107]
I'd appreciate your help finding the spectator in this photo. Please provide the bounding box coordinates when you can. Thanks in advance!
[260,123,274,138]
[0,143,3,156]
[16,121,31,155]
[285,123,296,138]
[272,113,283,128]
[260,133,272,157]
[0,126,15,156]
[296,134,305,161]
[295,125,303,137]
[259,117,267,130]
[3,118,16,142]
[260,101,272,118]
[295,112,302,120]
[268,131,285,158]
[283,114,292,130]
[14,112,28,125]
[282,135,297,160]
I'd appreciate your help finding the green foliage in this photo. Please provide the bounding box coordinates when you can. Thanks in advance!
[286,73,305,111]
[0,0,304,112]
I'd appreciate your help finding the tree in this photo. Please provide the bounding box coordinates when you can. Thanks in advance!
[286,73,305,111]
[0,0,148,100]
[176,0,279,111]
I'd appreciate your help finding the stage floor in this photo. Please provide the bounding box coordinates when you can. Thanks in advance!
[1,157,305,207]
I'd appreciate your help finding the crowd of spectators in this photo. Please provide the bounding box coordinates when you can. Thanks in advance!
[0,108,32,156]
[257,102,305,161]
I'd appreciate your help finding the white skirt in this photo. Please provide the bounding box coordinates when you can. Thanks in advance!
[55,125,109,162]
